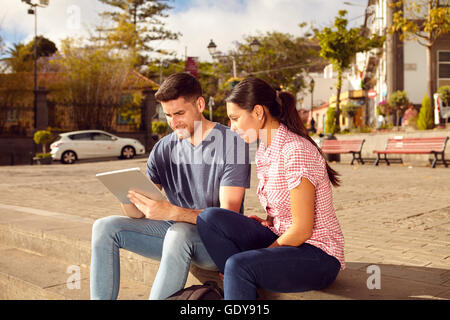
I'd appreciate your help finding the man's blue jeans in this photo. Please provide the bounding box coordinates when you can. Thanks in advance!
[197,208,341,300]
[90,215,218,300]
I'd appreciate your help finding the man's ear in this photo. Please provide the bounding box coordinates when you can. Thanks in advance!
[196,96,206,113]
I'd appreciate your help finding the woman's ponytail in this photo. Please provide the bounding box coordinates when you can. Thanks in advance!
[277,91,341,187]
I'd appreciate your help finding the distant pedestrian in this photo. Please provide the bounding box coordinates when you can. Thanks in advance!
[310,117,317,134]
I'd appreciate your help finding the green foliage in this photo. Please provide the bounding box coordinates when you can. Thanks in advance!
[315,10,385,131]
[35,153,52,158]
[388,90,409,126]
[437,86,450,106]
[2,36,57,72]
[33,130,53,145]
[232,31,323,92]
[203,105,229,125]
[417,94,434,130]
[342,103,361,118]
[388,90,409,109]
[152,121,168,136]
[96,0,180,66]
[390,1,450,44]
[325,107,337,135]
[50,38,137,130]
[33,130,54,154]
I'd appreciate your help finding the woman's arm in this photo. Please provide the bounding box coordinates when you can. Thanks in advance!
[268,177,315,248]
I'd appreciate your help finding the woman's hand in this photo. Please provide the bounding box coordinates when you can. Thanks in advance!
[248,215,274,227]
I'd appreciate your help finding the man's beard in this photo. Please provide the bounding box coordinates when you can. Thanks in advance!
[175,127,191,140]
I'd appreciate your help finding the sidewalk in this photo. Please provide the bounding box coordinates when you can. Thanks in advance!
[0,158,449,299]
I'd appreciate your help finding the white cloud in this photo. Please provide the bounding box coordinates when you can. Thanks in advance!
[0,0,367,61]
[1,0,108,49]
[163,0,367,61]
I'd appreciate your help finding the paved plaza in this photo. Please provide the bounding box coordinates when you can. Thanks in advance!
[0,155,449,299]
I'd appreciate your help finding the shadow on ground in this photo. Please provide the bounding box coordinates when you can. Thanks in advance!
[190,262,450,300]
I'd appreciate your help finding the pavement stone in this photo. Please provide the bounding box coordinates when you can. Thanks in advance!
[0,157,449,299]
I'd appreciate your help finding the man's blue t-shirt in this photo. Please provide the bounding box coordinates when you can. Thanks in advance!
[146,123,251,213]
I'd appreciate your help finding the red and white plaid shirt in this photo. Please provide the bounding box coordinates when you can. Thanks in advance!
[255,124,345,269]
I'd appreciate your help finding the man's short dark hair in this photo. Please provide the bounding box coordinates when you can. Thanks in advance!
[155,72,202,103]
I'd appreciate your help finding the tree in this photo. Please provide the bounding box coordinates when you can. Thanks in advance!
[390,0,450,108]
[417,94,434,130]
[95,0,180,66]
[388,90,409,127]
[2,36,57,72]
[33,130,54,154]
[315,10,385,132]
[325,107,337,135]
[50,38,140,131]
[223,31,323,94]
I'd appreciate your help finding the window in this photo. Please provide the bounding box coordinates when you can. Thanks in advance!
[438,50,450,88]
[6,108,18,122]
[117,94,135,125]
[69,133,92,140]
[92,132,114,141]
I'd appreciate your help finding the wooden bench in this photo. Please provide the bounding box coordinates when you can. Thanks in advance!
[373,136,449,168]
[321,139,365,165]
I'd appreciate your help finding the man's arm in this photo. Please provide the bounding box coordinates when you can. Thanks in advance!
[127,185,246,224]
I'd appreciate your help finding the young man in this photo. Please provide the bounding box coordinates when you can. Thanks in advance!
[90,72,250,300]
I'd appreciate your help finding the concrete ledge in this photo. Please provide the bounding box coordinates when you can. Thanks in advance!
[1,206,449,300]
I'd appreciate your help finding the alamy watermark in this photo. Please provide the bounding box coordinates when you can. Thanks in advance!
[66,265,81,290]
[67,5,81,30]
[366,265,381,290]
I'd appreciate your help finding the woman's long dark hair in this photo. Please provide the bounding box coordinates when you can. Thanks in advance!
[226,77,340,187]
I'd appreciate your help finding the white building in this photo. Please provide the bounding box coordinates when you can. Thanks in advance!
[361,0,450,117]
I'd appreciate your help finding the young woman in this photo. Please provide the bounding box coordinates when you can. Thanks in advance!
[196,77,345,300]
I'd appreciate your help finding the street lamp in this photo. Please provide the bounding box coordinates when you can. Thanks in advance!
[21,0,49,130]
[207,38,261,78]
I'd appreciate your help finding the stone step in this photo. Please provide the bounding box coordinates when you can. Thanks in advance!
[0,204,222,297]
[5,204,446,300]
[0,245,150,299]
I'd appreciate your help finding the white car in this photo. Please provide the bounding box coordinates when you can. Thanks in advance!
[50,130,146,164]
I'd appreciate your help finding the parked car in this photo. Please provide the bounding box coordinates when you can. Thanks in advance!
[50,130,146,164]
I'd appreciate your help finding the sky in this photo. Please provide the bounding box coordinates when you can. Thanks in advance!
[0,0,369,62]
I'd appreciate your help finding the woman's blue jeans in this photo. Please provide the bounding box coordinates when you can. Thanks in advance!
[197,208,341,300]
[90,215,217,300]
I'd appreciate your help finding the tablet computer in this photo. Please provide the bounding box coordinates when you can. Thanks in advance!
[96,167,167,204]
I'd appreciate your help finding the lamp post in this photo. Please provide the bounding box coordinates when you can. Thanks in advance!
[207,38,261,78]
[309,78,315,125]
[21,0,49,130]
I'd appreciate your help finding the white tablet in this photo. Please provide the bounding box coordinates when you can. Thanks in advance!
[96,167,167,204]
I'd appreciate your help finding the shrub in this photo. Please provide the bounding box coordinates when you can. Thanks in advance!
[417,94,434,130]
[388,90,409,126]
[437,85,450,106]
[151,121,168,136]
[33,130,54,154]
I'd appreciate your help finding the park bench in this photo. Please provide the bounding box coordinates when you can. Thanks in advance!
[373,136,449,168]
[321,139,365,165]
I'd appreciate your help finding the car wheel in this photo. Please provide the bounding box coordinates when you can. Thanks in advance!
[61,151,77,164]
[121,146,136,159]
